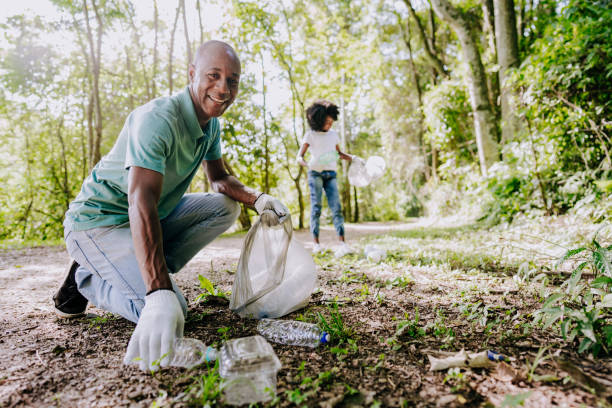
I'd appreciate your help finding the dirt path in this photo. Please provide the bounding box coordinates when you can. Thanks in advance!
[0,221,420,407]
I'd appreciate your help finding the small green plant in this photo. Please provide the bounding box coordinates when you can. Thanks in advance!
[182,360,223,406]
[194,274,229,303]
[384,275,414,289]
[356,283,370,301]
[525,346,552,382]
[317,302,355,345]
[535,235,612,356]
[217,326,230,342]
[427,309,455,345]
[396,309,426,339]
[443,367,467,393]
[88,313,115,329]
[285,365,337,404]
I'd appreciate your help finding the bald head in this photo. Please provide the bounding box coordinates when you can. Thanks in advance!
[188,40,241,125]
[193,40,240,72]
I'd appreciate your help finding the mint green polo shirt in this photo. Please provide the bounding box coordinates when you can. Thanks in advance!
[64,87,222,232]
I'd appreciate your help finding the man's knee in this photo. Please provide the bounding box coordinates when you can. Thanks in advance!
[218,194,240,221]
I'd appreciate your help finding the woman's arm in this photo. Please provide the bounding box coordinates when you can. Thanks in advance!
[336,144,354,161]
[297,143,310,166]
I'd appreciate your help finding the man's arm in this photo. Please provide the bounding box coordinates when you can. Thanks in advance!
[127,166,172,292]
[203,158,260,206]
[203,158,289,219]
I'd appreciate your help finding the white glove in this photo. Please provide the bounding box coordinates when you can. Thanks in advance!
[123,289,184,371]
[254,193,289,220]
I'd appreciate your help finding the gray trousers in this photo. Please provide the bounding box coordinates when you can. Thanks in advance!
[64,193,240,323]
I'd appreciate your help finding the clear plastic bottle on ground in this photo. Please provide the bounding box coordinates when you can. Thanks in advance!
[170,337,217,369]
[257,318,330,348]
[218,335,281,406]
[170,336,281,406]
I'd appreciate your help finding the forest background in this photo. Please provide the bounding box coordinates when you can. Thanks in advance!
[0,0,610,243]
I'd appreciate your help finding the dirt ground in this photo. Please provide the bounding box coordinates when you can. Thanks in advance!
[0,220,610,407]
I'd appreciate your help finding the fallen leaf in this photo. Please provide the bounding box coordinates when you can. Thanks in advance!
[492,362,517,382]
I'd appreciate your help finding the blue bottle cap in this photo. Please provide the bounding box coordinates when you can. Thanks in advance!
[205,346,217,362]
[487,350,505,361]
[320,332,330,344]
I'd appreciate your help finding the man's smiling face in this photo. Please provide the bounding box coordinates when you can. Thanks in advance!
[188,42,241,126]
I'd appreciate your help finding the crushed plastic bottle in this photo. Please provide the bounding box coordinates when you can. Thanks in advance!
[218,335,281,406]
[170,337,217,369]
[257,318,330,348]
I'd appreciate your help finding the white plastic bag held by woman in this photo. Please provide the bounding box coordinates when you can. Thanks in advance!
[230,210,316,319]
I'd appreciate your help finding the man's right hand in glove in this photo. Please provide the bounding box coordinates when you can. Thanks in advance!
[254,193,290,221]
[123,289,184,371]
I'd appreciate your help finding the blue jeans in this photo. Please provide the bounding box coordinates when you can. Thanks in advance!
[308,170,344,239]
[64,193,240,323]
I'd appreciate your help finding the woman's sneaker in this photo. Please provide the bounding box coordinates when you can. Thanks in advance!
[334,243,353,258]
[313,243,324,253]
[53,260,88,318]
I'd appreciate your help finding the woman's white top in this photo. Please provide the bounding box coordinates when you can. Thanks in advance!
[303,129,340,172]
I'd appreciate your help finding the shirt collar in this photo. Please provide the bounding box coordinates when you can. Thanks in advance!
[178,86,206,141]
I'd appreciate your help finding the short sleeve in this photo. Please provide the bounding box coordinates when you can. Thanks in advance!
[124,110,171,175]
[203,118,222,161]
[332,130,340,145]
[303,130,313,145]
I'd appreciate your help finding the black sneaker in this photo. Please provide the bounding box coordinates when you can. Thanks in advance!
[53,260,88,318]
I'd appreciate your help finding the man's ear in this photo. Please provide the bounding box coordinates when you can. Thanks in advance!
[188,64,195,83]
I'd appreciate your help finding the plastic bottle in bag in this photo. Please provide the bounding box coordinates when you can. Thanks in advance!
[230,210,317,319]
[219,335,281,406]
[257,319,330,348]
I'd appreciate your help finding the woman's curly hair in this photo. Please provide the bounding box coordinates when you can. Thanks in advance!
[306,99,339,131]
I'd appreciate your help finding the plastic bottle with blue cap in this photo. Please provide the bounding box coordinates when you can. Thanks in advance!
[256,318,330,348]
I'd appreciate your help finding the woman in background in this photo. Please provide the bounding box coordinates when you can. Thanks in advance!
[297,99,360,257]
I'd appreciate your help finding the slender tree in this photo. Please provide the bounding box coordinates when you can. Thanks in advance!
[494,0,521,143]
[430,0,499,175]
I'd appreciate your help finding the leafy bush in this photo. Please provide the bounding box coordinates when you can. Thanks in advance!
[535,235,612,356]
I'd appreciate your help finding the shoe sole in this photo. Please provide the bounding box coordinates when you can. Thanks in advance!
[53,306,86,319]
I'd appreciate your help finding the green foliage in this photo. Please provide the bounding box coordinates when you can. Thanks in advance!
[423,79,475,171]
[316,302,355,345]
[194,275,229,304]
[535,235,612,357]
[181,360,223,407]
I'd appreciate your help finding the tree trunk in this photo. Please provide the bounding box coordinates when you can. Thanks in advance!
[494,0,521,143]
[402,0,449,79]
[260,52,270,194]
[339,75,351,221]
[152,0,159,97]
[430,0,499,176]
[481,0,501,130]
[83,0,104,168]
[196,0,205,44]
[168,2,180,95]
[125,49,134,111]
[181,0,192,81]
[400,17,428,177]
[352,186,359,222]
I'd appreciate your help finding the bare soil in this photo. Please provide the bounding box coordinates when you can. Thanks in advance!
[0,220,609,407]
